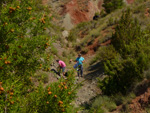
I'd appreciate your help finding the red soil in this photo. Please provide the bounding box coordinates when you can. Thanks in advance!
[62,0,100,24]
[145,8,150,17]
[129,81,150,113]
[126,0,134,4]
[100,39,111,46]
[112,80,150,113]
[98,0,103,10]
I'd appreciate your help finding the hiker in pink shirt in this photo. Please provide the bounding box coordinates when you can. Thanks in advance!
[56,60,66,77]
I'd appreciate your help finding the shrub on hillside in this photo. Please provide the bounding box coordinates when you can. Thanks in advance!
[99,9,150,95]
[21,74,78,113]
[103,0,124,13]
[0,0,78,112]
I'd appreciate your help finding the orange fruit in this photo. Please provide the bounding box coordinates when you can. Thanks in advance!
[10,92,13,95]
[68,92,71,95]
[10,96,12,99]
[27,7,32,10]
[9,7,15,11]
[10,101,14,104]
[3,22,8,26]
[58,101,63,104]
[46,101,49,104]
[16,6,20,9]
[58,85,61,88]
[9,7,13,10]
[5,61,8,64]
[61,82,63,85]
[63,82,66,85]
[61,109,65,112]
[12,8,16,11]
[10,29,14,32]
[0,87,4,91]
[54,95,57,98]
[7,61,11,64]
[48,91,52,95]
[46,43,49,46]
[64,86,67,89]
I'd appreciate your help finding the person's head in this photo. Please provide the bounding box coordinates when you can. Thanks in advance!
[78,54,81,58]
[56,60,59,62]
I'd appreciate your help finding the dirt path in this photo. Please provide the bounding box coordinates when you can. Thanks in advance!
[51,39,104,111]
[73,56,104,112]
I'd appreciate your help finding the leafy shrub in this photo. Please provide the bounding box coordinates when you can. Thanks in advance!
[90,45,118,64]
[67,31,76,42]
[99,9,150,95]
[21,74,78,113]
[90,96,116,112]
[0,0,78,112]
[103,0,124,13]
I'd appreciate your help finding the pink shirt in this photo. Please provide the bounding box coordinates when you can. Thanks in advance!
[58,60,66,67]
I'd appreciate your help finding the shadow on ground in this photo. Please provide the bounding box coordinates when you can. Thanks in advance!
[80,95,100,111]
[84,61,104,80]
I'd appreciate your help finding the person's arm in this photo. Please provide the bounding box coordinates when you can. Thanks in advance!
[74,58,78,62]
[82,57,85,63]
[82,59,85,63]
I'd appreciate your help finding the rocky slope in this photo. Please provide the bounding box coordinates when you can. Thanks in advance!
[43,0,134,30]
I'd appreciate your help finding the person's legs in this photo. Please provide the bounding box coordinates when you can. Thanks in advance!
[80,65,83,77]
[77,69,80,77]
[62,67,65,77]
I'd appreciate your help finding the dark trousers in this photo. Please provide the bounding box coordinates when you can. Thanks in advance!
[77,65,83,77]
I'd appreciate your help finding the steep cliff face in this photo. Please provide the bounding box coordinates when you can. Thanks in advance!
[61,0,134,29]
[61,0,102,29]
[42,0,134,30]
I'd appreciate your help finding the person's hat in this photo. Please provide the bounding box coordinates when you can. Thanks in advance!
[78,54,81,57]
[56,59,59,62]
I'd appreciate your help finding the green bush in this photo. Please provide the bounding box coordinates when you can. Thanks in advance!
[21,74,78,113]
[90,45,118,64]
[89,96,116,112]
[99,9,150,95]
[0,0,78,112]
[103,0,124,13]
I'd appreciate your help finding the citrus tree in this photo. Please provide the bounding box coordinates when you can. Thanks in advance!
[0,0,63,112]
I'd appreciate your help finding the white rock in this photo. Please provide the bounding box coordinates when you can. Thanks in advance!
[62,30,69,38]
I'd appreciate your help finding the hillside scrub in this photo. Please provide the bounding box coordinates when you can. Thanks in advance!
[103,0,124,14]
[99,9,150,95]
[0,0,78,112]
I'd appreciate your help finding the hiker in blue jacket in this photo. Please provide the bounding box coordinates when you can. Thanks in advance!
[75,54,85,77]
